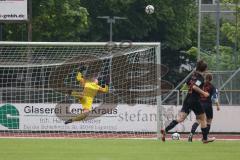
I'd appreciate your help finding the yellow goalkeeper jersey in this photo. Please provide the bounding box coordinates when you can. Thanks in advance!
[79,82,99,110]
[74,72,108,110]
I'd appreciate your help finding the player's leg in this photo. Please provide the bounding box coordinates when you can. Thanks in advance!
[201,104,214,142]
[64,92,87,124]
[161,111,188,141]
[188,102,209,142]
[71,91,83,99]
[161,99,190,141]
[192,102,215,143]
[197,113,215,143]
[205,105,213,133]
[207,118,212,133]
[65,97,93,124]
[197,113,208,141]
[72,109,90,121]
[65,109,90,124]
[188,120,199,142]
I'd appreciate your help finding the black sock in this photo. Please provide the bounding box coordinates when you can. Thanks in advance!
[201,127,208,140]
[207,124,211,133]
[191,122,199,135]
[165,120,178,133]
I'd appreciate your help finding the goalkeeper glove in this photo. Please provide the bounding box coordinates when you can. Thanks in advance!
[102,85,109,93]
[105,85,109,91]
[76,72,83,81]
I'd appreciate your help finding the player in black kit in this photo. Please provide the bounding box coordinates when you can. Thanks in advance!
[161,60,215,143]
[188,73,220,142]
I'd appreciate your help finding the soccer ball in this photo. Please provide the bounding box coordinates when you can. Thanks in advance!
[171,132,180,140]
[145,5,154,14]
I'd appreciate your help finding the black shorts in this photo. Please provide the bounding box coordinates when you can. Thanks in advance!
[181,96,205,116]
[201,102,213,119]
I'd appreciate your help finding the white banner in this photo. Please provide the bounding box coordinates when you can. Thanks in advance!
[0,0,28,21]
[0,103,239,132]
[0,103,157,132]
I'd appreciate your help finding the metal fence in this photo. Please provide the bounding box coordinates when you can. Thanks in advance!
[162,70,240,106]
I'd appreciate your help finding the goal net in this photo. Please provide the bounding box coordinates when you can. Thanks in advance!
[0,42,162,139]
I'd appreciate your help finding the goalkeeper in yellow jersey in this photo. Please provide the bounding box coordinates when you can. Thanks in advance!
[64,72,109,124]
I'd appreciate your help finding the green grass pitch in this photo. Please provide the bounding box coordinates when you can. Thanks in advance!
[0,139,240,160]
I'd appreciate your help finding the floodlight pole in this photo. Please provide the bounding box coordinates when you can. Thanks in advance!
[97,16,127,93]
[216,0,221,88]
[234,0,239,68]
[27,0,32,42]
[97,16,127,42]
[198,0,237,88]
[109,18,114,42]
[0,24,2,41]
[197,0,202,60]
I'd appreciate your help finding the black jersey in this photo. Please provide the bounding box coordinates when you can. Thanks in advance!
[181,72,205,116]
[200,82,218,119]
[186,72,205,99]
[200,82,217,104]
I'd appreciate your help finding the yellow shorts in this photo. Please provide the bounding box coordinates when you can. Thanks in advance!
[79,97,93,111]
[71,91,93,111]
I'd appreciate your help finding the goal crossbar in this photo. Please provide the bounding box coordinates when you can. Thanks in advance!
[0,41,160,47]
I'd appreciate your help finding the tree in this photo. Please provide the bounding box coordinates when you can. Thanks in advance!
[2,0,198,87]
[4,0,197,53]
[80,0,197,87]
[187,0,240,70]
[3,0,89,41]
[81,0,196,49]
[33,0,89,41]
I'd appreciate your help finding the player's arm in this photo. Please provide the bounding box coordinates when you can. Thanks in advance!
[212,88,220,111]
[76,72,85,85]
[98,85,109,93]
[192,85,209,97]
[192,78,209,97]
[215,101,220,111]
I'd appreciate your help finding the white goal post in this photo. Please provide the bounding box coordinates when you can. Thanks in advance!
[0,41,162,139]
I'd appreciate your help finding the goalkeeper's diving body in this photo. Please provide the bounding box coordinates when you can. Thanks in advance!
[64,72,109,124]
